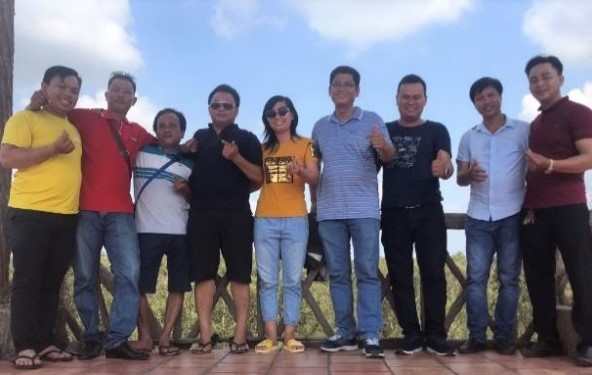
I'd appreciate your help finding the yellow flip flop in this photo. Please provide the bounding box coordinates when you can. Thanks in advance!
[255,339,278,354]
[284,339,305,353]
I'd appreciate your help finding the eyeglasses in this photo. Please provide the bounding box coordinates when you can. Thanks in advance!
[265,106,290,119]
[331,81,356,90]
[209,101,235,110]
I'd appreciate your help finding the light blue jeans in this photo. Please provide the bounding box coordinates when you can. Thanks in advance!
[72,211,141,349]
[254,216,308,326]
[465,214,521,342]
[318,218,382,340]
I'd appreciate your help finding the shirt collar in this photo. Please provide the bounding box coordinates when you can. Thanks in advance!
[100,109,131,125]
[330,106,362,124]
[539,96,568,113]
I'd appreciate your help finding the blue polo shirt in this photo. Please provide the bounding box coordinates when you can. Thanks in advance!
[456,117,529,221]
[312,107,391,221]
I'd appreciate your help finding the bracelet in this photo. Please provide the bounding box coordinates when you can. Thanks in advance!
[544,159,554,174]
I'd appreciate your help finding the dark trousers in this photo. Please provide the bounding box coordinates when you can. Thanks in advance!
[5,207,77,353]
[520,204,592,346]
[381,203,448,338]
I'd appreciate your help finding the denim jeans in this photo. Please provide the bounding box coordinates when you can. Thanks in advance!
[254,216,308,326]
[465,214,521,342]
[318,218,382,340]
[72,211,141,349]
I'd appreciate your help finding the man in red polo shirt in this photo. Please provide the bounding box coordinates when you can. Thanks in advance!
[29,72,154,360]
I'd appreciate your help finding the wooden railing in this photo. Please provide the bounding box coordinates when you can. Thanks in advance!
[51,213,572,347]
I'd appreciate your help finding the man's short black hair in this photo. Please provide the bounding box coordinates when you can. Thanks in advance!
[152,108,187,133]
[524,55,563,76]
[208,84,240,107]
[43,65,82,87]
[329,66,360,87]
[397,74,427,95]
[108,71,137,92]
[469,77,503,103]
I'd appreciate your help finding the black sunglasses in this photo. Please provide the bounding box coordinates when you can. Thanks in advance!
[265,106,290,119]
[209,101,235,110]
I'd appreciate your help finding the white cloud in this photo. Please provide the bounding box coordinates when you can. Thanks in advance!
[77,91,158,132]
[518,81,592,122]
[568,82,592,109]
[518,94,540,122]
[14,0,142,93]
[522,0,592,66]
[284,0,474,52]
[211,0,286,38]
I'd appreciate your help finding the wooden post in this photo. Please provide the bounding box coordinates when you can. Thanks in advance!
[0,0,15,359]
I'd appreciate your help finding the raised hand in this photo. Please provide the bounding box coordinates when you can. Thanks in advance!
[469,159,488,182]
[53,131,75,154]
[286,156,303,175]
[525,148,551,172]
[28,90,48,111]
[221,139,239,161]
[367,125,385,150]
[181,138,198,153]
[431,149,451,178]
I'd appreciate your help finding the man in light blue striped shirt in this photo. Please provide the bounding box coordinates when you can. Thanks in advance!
[313,66,395,359]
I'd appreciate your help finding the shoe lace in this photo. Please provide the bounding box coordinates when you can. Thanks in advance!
[328,334,344,342]
[364,337,380,347]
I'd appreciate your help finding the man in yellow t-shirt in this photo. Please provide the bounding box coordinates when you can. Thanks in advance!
[0,66,82,370]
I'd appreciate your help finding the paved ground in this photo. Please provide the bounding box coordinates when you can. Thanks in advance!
[2,347,592,374]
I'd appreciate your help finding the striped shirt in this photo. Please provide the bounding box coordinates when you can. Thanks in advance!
[134,144,194,234]
[312,107,391,221]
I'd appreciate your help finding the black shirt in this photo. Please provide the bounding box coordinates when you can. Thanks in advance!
[189,123,262,212]
[381,120,451,209]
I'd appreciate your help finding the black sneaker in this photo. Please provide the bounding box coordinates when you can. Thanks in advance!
[320,334,358,353]
[458,339,487,354]
[395,335,423,355]
[520,340,562,358]
[576,345,592,367]
[362,337,385,358]
[494,338,516,355]
[426,336,456,356]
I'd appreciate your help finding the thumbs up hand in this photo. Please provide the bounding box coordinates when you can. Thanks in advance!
[431,149,451,178]
[53,131,75,154]
[368,125,385,151]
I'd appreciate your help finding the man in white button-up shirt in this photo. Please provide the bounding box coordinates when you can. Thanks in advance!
[456,77,529,356]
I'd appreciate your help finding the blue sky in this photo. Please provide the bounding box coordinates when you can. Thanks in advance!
[13,0,592,253]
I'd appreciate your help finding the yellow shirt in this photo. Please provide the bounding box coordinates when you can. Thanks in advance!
[2,110,82,214]
[255,137,316,217]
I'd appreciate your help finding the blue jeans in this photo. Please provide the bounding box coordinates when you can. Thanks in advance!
[465,214,521,342]
[254,217,308,326]
[72,211,141,349]
[318,218,382,340]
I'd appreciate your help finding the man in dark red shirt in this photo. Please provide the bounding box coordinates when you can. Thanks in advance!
[520,55,592,367]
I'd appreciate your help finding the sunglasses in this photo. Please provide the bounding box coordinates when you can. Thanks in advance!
[265,106,290,119]
[209,101,235,110]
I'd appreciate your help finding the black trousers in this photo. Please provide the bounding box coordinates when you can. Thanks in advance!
[5,207,77,353]
[520,204,592,346]
[381,203,448,338]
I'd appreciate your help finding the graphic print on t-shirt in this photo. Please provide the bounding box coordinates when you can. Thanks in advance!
[390,135,421,169]
[264,156,294,183]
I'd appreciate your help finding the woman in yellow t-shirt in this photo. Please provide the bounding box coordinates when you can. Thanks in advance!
[254,96,318,354]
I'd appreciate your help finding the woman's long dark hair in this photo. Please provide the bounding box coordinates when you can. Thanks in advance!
[261,95,300,154]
